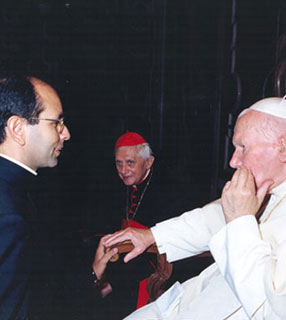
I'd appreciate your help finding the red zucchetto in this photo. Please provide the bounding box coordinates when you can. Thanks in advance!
[115,131,147,148]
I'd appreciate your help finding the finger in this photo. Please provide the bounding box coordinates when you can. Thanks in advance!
[236,167,249,188]
[102,230,126,246]
[102,248,118,263]
[244,168,256,192]
[123,247,142,263]
[230,168,241,187]
[222,181,231,194]
[103,230,131,248]
[99,235,109,244]
[101,232,120,243]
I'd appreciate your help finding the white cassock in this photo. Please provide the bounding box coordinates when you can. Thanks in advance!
[124,182,286,320]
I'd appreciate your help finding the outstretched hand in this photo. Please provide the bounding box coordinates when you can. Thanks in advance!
[102,227,155,263]
[222,167,273,223]
[92,237,118,279]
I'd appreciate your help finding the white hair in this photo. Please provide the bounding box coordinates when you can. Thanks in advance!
[137,143,153,160]
[115,143,153,160]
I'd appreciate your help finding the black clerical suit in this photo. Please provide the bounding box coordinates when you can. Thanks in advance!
[0,156,38,319]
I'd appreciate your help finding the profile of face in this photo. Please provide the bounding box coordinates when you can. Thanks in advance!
[230,110,284,189]
[115,145,154,186]
[25,80,71,170]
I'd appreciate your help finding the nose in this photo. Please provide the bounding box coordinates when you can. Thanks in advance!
[120,163,128,175]
[229,149,242,169]
[60,125,71,141]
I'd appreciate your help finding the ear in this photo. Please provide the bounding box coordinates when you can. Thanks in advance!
[146,155,155,170]
[278,134,286,162]
[6,116,27,146]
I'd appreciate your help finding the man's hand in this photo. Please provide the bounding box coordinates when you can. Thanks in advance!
[102,227,155,263]
[92,237,118,279]
[222,167,273,223]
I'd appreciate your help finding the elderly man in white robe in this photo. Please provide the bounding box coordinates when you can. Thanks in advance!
[102,96,286,320]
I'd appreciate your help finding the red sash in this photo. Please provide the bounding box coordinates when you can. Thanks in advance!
[121,218,148,230]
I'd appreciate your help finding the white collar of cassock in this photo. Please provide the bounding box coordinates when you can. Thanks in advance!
[0,153,37,176]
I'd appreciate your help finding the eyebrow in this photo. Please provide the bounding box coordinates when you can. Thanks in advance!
[58,113,64,119]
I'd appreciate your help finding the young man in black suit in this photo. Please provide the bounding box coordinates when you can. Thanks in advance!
[0,76,70,319]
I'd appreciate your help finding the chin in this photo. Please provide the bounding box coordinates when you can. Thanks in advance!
[122,178,135,186]
[48,159,58,168]
[124,181,134,186]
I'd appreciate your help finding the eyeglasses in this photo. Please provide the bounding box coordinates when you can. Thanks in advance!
[29,118,65,133]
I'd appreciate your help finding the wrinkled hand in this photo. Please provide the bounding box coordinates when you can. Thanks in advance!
[92,237,118,279]
[222,168,273,223]
[102,227,155,263]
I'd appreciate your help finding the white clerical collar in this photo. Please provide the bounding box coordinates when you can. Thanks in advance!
[0,153,37,176]
[133,169,151,187]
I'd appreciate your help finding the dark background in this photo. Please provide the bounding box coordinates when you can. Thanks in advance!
[1,0,286,230]
[1,0,286,317]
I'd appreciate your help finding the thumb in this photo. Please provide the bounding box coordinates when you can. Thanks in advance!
[124,248,141,263]
[257,180,273,204]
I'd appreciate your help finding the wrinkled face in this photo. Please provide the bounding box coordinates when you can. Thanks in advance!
[230,110,283,189]
[25,81,71,170]
[115,146,154,186]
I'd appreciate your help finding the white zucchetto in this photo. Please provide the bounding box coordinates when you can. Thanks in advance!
[241,96,286,119]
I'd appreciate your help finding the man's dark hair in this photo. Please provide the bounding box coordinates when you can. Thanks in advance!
[0,75,44,143]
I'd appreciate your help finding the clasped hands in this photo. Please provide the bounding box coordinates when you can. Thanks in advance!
[93,227,155,269]
[222,167,273,223]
